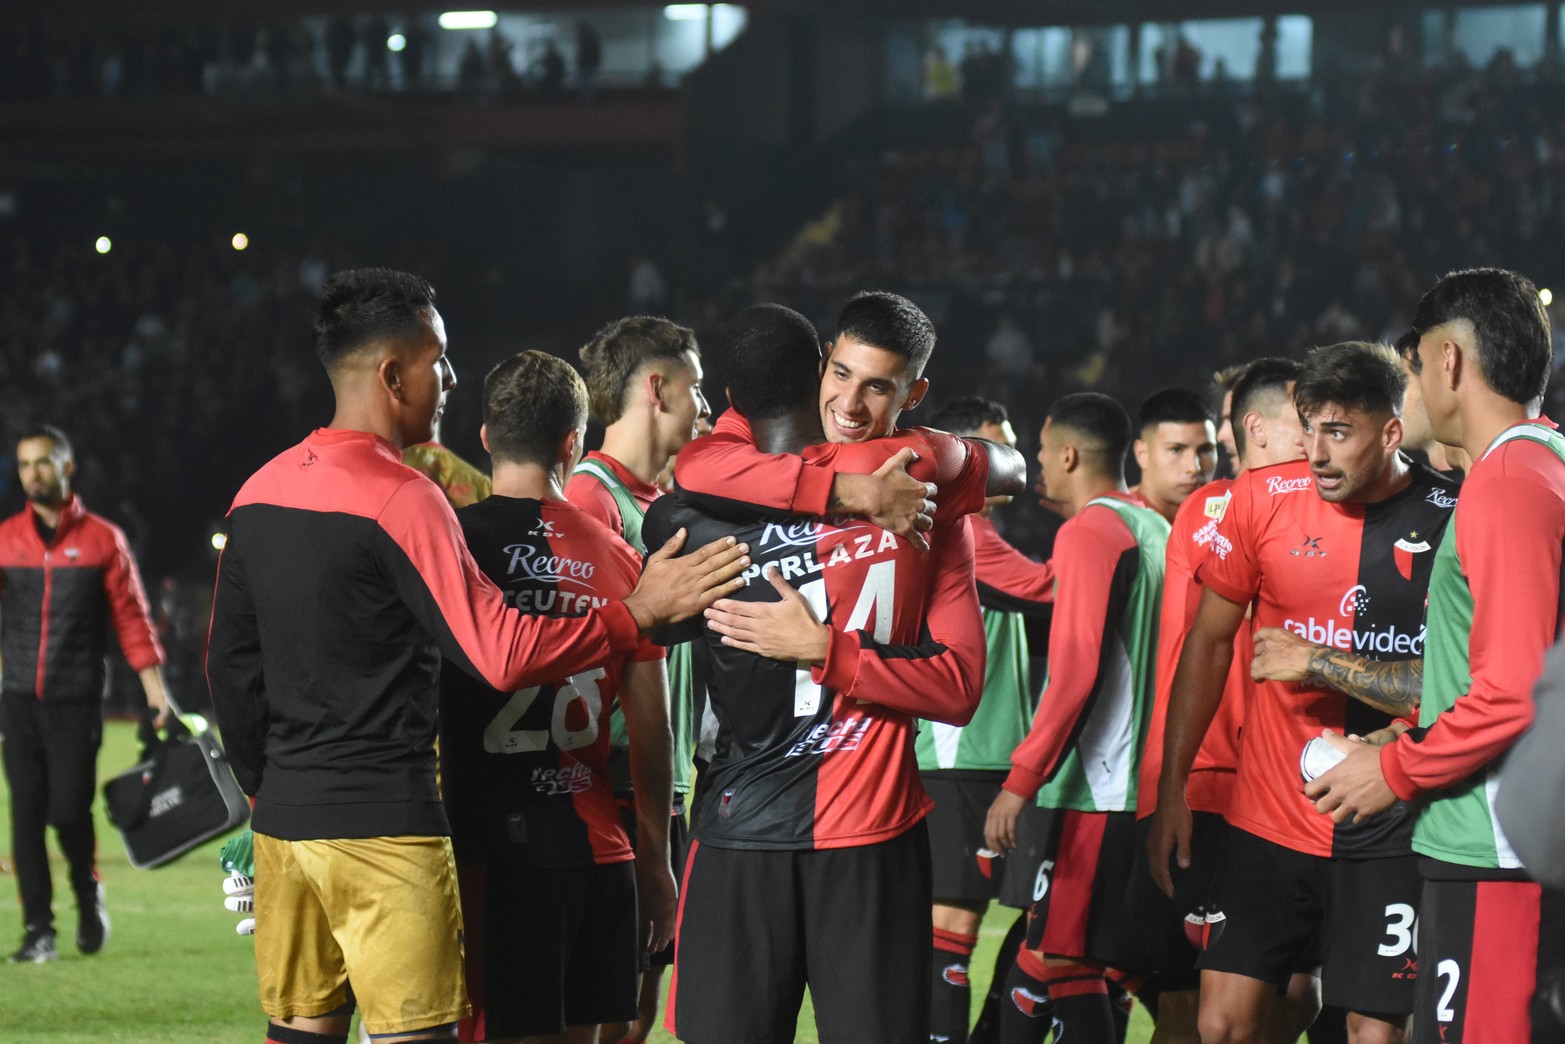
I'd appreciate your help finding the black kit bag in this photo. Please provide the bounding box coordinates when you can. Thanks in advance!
[103,700,249,869]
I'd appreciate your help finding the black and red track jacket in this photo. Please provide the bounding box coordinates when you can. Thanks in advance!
[206,428,643,842]
[0,496,163,703]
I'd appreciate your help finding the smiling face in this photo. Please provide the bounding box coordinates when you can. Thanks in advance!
[819,335,928,443]
[1300,401,1399,503]
[653,349,711,454]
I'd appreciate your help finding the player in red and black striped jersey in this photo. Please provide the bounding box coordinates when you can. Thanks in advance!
[650,299,1023,1043]
[440,351,677,1042]
[1152,343,1456,1044]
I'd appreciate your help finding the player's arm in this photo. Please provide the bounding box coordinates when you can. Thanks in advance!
[814,519,986,723]
[103,522,170,725]
[619,656,678,954]
[205,528,267,795]
[971,514,1054,615]
[674,413,934,541]
[1380,472,1563,800]
[1001,510,1139,800]
[704,522,987,724]
[1496,640,1565,887]
[1251,626,1421,718]
[377,478,748,692]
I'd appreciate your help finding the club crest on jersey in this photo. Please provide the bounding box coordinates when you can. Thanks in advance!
[1204,492,1232,520]
[1393,534,1430,582]
[1289,534,1327,557]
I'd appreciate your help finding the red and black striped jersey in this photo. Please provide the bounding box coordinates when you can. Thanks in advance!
[1138,478,1247,819]
[654,418,990,850]
[206,429,643,842]
[1196,457,1458,858]
[440,496,663,868]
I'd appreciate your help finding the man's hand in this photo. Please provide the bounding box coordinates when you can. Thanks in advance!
[1146,789,1193,898]
[1357,720,1411,747]
[635,857,678,955]
[1303,729,1398,823]
[832,448,936,552]
[704,568,829,663]
[625,530,749,630]
[1250,627,1317,683]
[139,665,172,729]
[983,789,1028,856]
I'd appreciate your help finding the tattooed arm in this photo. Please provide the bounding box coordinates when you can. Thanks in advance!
[1251,626,1422,718]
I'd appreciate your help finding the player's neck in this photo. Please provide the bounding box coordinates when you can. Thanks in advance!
[490,460,564,502]
[1352,452,1413,505]
[1067,474,1127,515]
[599,419,666,484]
[751,409,822,456]
[1459,394,1543,462]
[1133,483,1179,523]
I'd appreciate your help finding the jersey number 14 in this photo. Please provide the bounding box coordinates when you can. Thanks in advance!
[793,560,896,717]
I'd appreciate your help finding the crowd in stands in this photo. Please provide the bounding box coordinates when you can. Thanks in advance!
[756,50,1565,425]
[7,47,1565,708]
[0,17,627,100]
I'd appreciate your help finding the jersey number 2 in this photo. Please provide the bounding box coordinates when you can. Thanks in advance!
[485,668,608,754]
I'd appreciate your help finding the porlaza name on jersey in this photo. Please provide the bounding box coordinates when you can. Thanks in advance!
[742,517,901,585]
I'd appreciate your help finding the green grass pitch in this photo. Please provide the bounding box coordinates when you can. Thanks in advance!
[0,718,1154,1041]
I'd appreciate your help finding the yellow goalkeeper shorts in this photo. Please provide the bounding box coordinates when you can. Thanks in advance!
[252,833,470,1035]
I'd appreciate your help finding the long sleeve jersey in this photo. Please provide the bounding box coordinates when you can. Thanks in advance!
[1381,422,1565,875]
[206,428,642,842]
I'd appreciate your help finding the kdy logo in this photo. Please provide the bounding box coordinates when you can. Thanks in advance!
[1289,534,1327,558]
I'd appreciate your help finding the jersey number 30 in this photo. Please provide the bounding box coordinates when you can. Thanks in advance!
[485,668,609,754]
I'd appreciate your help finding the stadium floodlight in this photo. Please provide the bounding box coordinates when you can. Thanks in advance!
[95,236,112,254]
[664,4,708,19]
[438,11,498,30]
[1542,288,1554,307]
[211,532,228,551]
[388,33,407,52]
[231,233,249,251]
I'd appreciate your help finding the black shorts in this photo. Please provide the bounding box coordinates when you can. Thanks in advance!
[1122,811,1228,990]
[669,823,932,1044]
[618,792,691,969]
[1020,809,1139,969]
[459,860,637,1038]
[1410,876,1553,1043]
[923,771,1005,905]
[1200,827,1419,1016]
[997,802,1058,910]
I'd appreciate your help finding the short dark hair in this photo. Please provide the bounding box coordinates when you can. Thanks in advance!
[835,290,936,376]
[721,304,822,421]
[1293,342,1407,421]
[578,315,700,425]
[927,396,1008,437]
[1229,358,1302,457]
[1407,267,1552,405]
[17,425,73,460]
[1048,392,1130,478]
[313,268,437,369]
[1138,387,1210,432]
[482,351,588,468]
